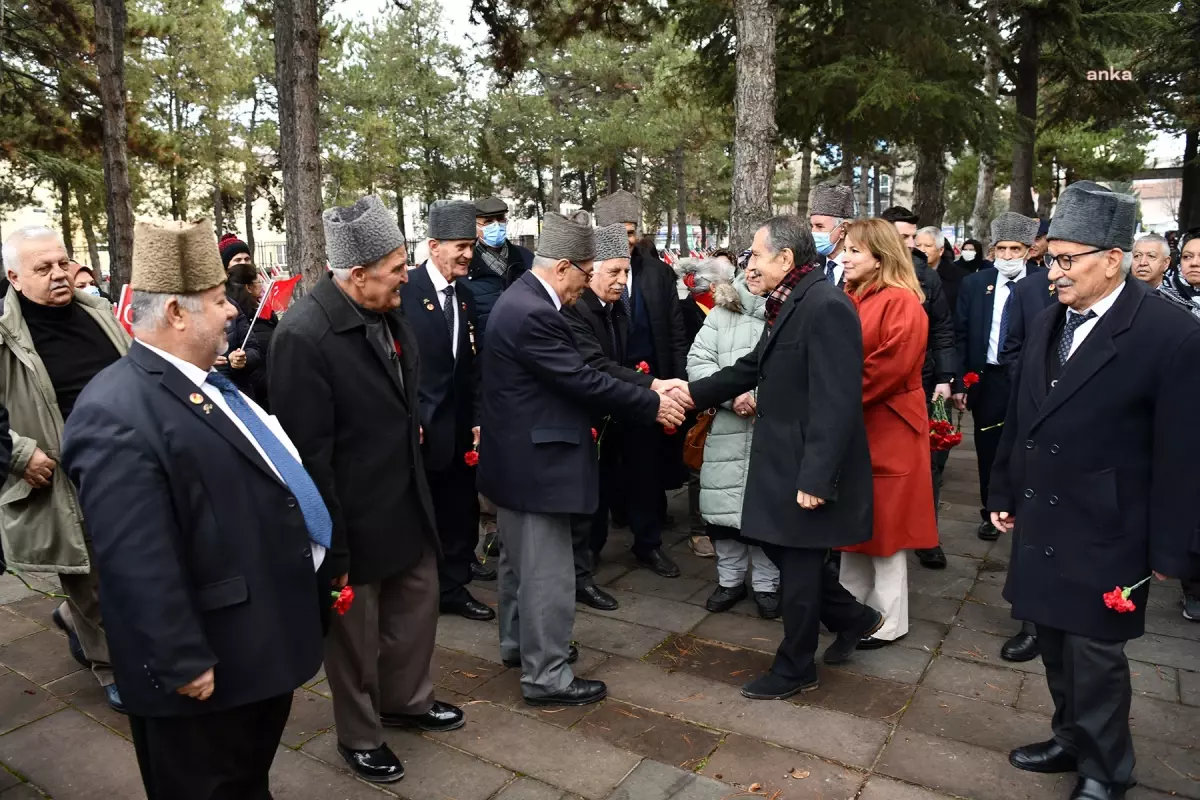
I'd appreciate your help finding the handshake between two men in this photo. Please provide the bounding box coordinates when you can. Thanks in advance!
[648,379,693,428]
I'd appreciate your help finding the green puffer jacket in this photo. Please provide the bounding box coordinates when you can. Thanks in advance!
[0,286,130,573]
[686,275,766,530]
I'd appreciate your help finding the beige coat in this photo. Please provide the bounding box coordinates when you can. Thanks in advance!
[0,286,130,573]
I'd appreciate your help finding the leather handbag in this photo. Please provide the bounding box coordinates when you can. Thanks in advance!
[683,408,716,471]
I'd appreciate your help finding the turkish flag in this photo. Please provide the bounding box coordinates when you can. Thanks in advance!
[262,275,301,318]
[115,285,134,335]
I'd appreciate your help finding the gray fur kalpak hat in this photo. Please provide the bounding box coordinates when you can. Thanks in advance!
[990,212,1040,247]
[1048,180,1136,252]
[594,190,641,227]
[593,223,629,262]
[809,183,855,219]
[428,200,478,240]
[537,212,595,263]
[323,195,405,271]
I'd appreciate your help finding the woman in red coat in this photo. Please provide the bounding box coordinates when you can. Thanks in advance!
[838,218,939,648]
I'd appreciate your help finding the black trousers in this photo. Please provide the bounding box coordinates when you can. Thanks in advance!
[759,545,871,684]
[130,692,293,800]
[429,460,481,604]
[618,423,667,556]
[972,365,1010,520]
[1036,624,1134,786]
[570,431,622,587]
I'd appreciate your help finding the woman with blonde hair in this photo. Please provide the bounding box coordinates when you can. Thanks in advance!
[837,218,938,649]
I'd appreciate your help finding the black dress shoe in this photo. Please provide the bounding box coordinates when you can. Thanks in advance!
[504,644,579,669]
[1070,776,1125,800]
[915,546,947,569]
[634,548,681,578]
[978,520,1000,541]
[52,607,91,669]
[440,596,496,621]
[105,684,126,715]
[1001,631,1040,662]
[741,671,819,700]
[705,584,748,613]
[753,590,781,620]
[337,743,405,783]
[576,583,619,611]
[1008,739,1078,774]
[857,634,903,650]
[381,700,464,732]
[824,608,883,665]
[470,560,497,582]
[524,677,607,707]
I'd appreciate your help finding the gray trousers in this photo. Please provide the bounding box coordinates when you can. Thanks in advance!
[497,508,575,698]
[59,534,114,688]
[325,545,438,751]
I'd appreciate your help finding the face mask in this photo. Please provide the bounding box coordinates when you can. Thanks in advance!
[81,286,100,296]
[995,257,1025,279]
[813,231,835,257]
[961,250,976,262]
[482,222,507,247]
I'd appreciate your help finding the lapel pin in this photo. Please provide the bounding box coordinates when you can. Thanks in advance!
[423,298,435,311]
[986,284,994,294]
[189,392,204,405]
[202,403,213,415]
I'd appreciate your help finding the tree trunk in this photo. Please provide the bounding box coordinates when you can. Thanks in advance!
[729,0,777,251]
[393,178,407,239]
[665,208,673,249]
[856,157,870,217]
[839,146,854,185]
[605,164,618,195]
[633,148,644,209]
[77,187,102,275]
[57,177,74,258]
[969,0,999,242]
[275,0,326,288]
[244,173,256,255]
[213,183,224,236]
[93,0,134,294]
[913,146,948,227]
[1009,6,1040,215]
[700,218,708,248]
[551,155,562,213]
[887,165,897,208]
[872,162,882,218]
[1181,126,1199,232]
[243,95,258,254]
[796,142,812,217]
[675,145,687,252]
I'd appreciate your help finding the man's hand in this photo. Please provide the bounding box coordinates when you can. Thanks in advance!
[796,490,825,510]
[23,448,56,488]
[931,383,951,402]
[214,355,229,367]
[176,668,215,701]
[332,573,349,589]
[228,349,247,370]
[472,426,480,446]
[951,392,967,411]
[655,392,686,428]
[990,511,1016,533]
[733,392,756,418]
[1153,572,1173,581]
[419,426,424,445]
[652,379,694,409]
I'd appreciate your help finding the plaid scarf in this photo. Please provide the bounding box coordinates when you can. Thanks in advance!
[479,242,509,277]
[765,263,817,326]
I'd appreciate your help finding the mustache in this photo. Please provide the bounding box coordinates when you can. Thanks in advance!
[1054,278,1074,289]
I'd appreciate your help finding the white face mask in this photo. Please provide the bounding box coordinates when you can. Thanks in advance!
[994,257,1025,279]
[961,250,976,262]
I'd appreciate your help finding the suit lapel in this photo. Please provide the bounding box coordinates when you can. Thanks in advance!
[979,271,997,356]
[415,265,454,356]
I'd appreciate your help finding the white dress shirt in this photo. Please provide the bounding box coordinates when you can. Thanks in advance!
[138,341,325,570]
[532,271,563,311]
[1065,280,1125,360]
[827,250,846,286]
[426,262,460,358]
[986,267,1027,364]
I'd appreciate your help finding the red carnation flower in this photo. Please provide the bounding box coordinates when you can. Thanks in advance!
[664,425,677,435]
[1103,576,1151,613]
[962,371,980,389]
[464,449,479,466]
[636,361,650,374]
[331,585,355,616]
[591,428,598,442]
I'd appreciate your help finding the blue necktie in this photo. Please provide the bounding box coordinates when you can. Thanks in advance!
[205,372,333,549]
[1057,310,1097,366]
[825,260,836,283]
[620,283,632,317]
[997,281,1016,353]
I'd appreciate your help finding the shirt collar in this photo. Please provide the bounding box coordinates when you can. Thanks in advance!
[137,340,211,387]
[531,271,562,311]
[1074,279,1125,318]
[997,266,1027,287]
[425,262,455,293]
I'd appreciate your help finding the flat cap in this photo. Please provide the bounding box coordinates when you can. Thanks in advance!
[594,190,640,227]
[593,223,629,262]
[1048,180,1136,252]
[428,200,477,240]
[131,218,226,294]
[990,212,1041,247]
[474,196,509,217]
[324,195,405,271]
[537,212,595,263]
[809,183,855,219]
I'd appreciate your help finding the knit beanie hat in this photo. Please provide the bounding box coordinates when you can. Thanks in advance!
[218,233,251,270]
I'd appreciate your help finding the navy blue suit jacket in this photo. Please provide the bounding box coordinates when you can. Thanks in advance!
[400,264,480,472]
[999,269,1059,366]
[477,271,659,514]
[954,266,1048,388]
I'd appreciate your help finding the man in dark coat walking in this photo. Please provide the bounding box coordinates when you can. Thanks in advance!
[478,212,685,707]
[990,181,1200,800]
[62,219,326,799]
[400,200,495,622]
[270,195,463,786]
[595,190,691,577]
[465,196,533,347]
[683,215,883,701]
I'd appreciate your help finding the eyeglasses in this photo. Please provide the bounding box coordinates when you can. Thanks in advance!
[1048,248,1105,271]
[569,261,594,280]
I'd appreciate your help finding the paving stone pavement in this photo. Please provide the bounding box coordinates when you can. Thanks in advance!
[1,434,1197,799]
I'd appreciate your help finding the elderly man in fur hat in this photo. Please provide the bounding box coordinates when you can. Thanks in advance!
[808,182,854,287]
[62,219,327,799]
[270,195,463,785]
[989,181,1200,800]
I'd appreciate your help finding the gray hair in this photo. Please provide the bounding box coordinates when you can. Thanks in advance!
[130,291,205,333]
[1120,250,1133,277]
[761,215,818,267]
[1134,233,1170,260]
[532,254,560,271]
[916,226,945,248]
[690,256,735,294]
[2,226,61,274]
[330,267,354,282]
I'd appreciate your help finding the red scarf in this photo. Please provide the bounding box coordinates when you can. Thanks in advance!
[765,263,817,326]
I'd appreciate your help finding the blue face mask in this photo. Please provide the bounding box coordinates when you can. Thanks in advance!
[482,222,507,247]
[81,285,101,296]
[812,231,835,257]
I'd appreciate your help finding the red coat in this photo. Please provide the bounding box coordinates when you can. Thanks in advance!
[840,285,938,557]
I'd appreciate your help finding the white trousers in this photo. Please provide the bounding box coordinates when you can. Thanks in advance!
[714,539,780,592]
[838,551,909,641]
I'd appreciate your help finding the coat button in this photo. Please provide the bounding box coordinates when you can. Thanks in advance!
[1049,495,1059,505]
[1025,439,1034,450]
[1024,488,1034,499]
[756,411,763,419]
[1050,444,1060,454]
[287,497,298,509]
[1044,546,1055,557]
[302,547,312,558]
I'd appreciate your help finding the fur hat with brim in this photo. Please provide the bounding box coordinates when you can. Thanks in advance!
[1048,180,1136,252]
[131,218,226,294]
[537,212,595,262]
[595,190,641,227]
[809,183,855,219]
[990,212,1041,247]
[428,200,478,240]
[593,223,629,262]
[324,195,405,271]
